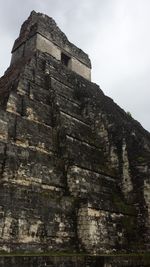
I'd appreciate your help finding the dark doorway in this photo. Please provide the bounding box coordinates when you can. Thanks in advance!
[61,52,71,67]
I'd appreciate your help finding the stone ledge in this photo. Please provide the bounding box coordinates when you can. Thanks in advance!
[0,253,149,267]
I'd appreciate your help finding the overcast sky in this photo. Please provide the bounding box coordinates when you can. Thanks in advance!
[0,0,150,131]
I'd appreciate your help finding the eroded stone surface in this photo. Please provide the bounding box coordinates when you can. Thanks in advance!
[0,11,149,261]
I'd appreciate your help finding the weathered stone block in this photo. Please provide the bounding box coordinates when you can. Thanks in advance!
[15,116,53,152]
[0,183,76,251]
[0,111,16,141]
[67,166,117,204]
[50,78,77,104]
[60,112,102,147]
[29,84,51,105]
[63,135,107,174]
[23,96,52,126]
[3,143,65,188]
[77,207,128,253]
[6,92,22,115]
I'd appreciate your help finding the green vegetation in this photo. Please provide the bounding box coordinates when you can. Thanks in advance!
[136,156,145,163]
[126,111,132,117]
[0,250,149,258]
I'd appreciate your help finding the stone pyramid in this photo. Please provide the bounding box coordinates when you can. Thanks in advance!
[0,10,149,266]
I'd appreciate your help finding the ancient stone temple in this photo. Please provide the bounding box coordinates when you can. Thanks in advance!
[0,11,149,266]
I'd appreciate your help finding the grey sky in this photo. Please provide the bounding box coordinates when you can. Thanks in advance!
[0,0,150,131]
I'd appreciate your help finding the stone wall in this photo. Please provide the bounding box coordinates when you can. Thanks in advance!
[36,34,61,60]
[0,50,150,254]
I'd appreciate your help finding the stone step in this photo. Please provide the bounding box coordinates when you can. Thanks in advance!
[2,142,65,188]
[16,116,54,153]
[50,77,79,105]
[60,111,102,148]
[62,135,109,175]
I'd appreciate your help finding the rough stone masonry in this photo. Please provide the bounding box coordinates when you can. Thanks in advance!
[0,11,150,267]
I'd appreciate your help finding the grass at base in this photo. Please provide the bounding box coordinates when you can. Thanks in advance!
[0,251,149,258]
